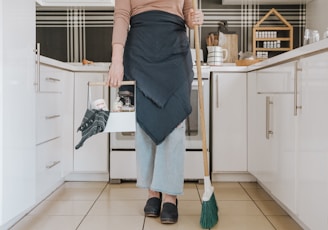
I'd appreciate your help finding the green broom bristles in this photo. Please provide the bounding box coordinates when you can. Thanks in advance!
[200,192,219,229]
[200,176,219,229]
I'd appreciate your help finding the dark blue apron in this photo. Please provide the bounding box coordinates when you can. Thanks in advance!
[123,10,193,145]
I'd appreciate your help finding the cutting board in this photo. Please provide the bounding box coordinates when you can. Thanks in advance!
[219,33,238,63]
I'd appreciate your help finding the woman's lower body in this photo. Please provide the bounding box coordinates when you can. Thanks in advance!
[136,122,185,223]
[123,10,193,224]
[136,122,185,195]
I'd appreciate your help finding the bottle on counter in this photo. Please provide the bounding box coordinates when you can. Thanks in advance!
[323,28,328,39]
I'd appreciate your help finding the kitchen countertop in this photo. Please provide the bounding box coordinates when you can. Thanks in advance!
[40,56,110,72]
[40,38,328,73]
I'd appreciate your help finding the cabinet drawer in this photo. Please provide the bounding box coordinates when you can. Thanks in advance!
[36,138,62,200]
[256,61,296,93]
[40,65,64,93]
[36,93,62,144]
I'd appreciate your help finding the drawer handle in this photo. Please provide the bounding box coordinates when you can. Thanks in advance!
[46,160,61,169]
[294,62,303,116]
[46,77,61,82]
[216,76,219,109]
[266,96,273,139]
[45,115,61,119]
[34,43,41,92]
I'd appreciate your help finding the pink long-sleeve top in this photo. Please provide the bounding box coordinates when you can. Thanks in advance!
[112,0,193,46]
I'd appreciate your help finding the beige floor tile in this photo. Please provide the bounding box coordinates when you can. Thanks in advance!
[11,182,301,230]
[108,182,138,188]
[99,187,148,201]
[179,200,202,216]
[61,181,107,189]
[267,216,303,230]
[88,200,145,216]
[78,215,145,230]
[255,200,288,215]
[244,187,273,201]
[218,201,263,216]
[198,183,251,201]
[212,182,243,189]
[144,215,203,230]
[197,182,251,200]
[240,182,262,189]
[179,188,201,201]
[28,200,94,216]
[210,215,275,230]
[214,187,251,201]
[183,182,199,189]
[10,215,83,230]
[46,188,104,201]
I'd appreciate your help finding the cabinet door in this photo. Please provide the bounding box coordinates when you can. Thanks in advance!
[297,52,328,230]
[74,73,109,172]
[248,62,298,213]
[270,93,297,213]
[211,72,247,172]
[0,0,36,226]
[248,72,275,189]
[61,71,74,177]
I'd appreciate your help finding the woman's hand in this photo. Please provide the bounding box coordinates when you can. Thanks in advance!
[107,62,124,88]
[107,44,124,88]
[188,9,204,27]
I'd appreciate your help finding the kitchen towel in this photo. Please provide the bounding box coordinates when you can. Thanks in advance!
[75,109,109,149]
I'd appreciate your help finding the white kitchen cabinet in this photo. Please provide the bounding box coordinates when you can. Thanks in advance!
[211,72,247,173]
[35,64,74,202]
[296,52,328,230]
[248,71,275,188]
[73,72,109,178]
[0,0,36,228]
[248,61,298,214]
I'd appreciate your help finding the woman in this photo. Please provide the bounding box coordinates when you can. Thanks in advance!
[107,0,203,224]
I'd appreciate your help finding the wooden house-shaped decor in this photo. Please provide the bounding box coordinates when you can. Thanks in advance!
[253,8,293,59]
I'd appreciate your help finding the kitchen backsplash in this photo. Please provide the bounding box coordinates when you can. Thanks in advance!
[36,1,306,62]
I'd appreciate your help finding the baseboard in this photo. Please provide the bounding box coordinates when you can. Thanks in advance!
[65,172,109,181]
[211,172,257,182]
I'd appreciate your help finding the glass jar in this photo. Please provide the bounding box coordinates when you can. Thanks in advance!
[323,28,328,39]
[311,30,320,43]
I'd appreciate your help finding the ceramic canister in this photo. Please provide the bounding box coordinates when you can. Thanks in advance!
[207,46,228,65]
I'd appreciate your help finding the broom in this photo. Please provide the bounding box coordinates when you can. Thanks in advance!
[192,0,219,228]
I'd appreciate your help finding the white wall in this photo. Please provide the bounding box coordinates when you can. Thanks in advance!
[0,0,3,225]
[306,0,328,37]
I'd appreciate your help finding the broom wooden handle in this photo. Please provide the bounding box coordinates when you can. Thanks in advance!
[192,0,210,177]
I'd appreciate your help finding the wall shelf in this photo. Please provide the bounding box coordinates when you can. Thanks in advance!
[253,8,293,59]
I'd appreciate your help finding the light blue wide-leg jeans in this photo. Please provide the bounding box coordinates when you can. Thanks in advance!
[135,122,185,195]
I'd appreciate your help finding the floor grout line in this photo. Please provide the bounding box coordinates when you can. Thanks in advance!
[75,183,109,230]
[239,182,277,230]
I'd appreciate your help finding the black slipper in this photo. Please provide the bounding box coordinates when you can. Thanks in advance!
[160,199,178,224]
[144,193,162,217]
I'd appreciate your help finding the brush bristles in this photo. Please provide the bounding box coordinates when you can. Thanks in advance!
[200,193,219,229]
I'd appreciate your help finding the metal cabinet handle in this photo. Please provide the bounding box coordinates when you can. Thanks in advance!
[266,96,273,139]
[46,161,61,169]
[46,77,61,82]
[294,62,302,116]
[34,43,41,92]
[45,115,61,119]
[216,75,219,108]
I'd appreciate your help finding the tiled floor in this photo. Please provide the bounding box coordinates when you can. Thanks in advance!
[10,182,303,230]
